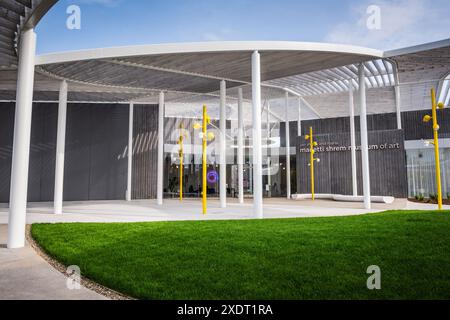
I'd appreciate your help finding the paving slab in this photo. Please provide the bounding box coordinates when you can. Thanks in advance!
[0,198,420,225]
[0,225,107,300]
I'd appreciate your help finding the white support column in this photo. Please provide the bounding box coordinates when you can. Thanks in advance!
[394,86,402,130]
[157,92,165,205]
[285,92,291,200]
[252,51,263,219]
[348,81,358,196]
[393,64,402,130]
[297,97,302,136]
[8,28,37,249]
[54,80,68,214]
[126,102,134,201]
[266,101,271,198]
[219,80,227,208]
[237,88,244,204]
[358,64,371,209]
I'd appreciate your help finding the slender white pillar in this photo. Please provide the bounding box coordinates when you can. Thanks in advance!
[266,102,271,198]
[249,161,253,194]
[358,64,371,209]
[54,80,68,214]
[297,97,302,195]
[157,92,165,205]
[126,102,134,201]
[8,28,37,249]
[219,80,227,208]
[348,81,358,196]
[297,97,302,136]
[395,85,402,130]
[252,51,263,219]
[393,64,402,130]
[285,92,291,200]
[237,88,244,204]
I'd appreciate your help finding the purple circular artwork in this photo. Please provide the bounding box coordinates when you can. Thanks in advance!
[207,171,218,184]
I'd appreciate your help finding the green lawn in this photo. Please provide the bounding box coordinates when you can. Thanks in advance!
[31,210,450,300]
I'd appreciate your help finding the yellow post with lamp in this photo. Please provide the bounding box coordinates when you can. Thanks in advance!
[304,127,319,201]
[194,105,214,215]
[177,122,185,202]
[423,88,446,210]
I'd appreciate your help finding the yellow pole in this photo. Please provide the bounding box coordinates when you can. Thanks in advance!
[431,88,443,210]
[178,135,184,202]
[310,127,315,201]
[202,105,208,215]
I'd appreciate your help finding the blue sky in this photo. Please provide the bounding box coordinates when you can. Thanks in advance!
[36,0,450,54]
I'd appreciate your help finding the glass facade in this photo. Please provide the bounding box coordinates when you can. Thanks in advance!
[406,148,450,199]
[163,118,295,199]
[163,115,450,201]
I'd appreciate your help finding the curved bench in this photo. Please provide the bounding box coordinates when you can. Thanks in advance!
[292,194,395,204]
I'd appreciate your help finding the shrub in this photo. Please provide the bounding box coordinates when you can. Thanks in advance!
[416,194,424,201]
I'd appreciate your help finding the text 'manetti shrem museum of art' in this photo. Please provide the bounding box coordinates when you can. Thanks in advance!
[1,1,449,248]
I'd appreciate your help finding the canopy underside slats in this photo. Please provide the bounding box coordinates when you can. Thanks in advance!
[0,0,57,68]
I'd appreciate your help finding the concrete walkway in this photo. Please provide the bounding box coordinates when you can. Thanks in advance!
[0,198,419,225]
[0,225,106,300]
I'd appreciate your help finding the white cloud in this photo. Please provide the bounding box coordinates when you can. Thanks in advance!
[324,0,450,50]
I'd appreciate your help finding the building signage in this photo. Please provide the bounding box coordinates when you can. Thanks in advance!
[298,141,401,153]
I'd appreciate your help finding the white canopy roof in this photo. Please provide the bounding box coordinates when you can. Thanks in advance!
[31,41,383,99]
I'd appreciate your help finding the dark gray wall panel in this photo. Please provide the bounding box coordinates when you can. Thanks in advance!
[88,105,128,200]
[367,131,408,197]
[64,103,128,201]
[64,104,91,201]
[39,106,58,201]
[132,104,159,200]
[282,109,450,147]
[296,130,407,197]
[402,108,450,140]
[1,102,141,203]
[27,103,57,202]
[0,103,14,203]
[0,102,57,203]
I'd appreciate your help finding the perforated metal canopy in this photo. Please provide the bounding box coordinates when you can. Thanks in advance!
[0,0,57,68]
[32,42,384,99]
